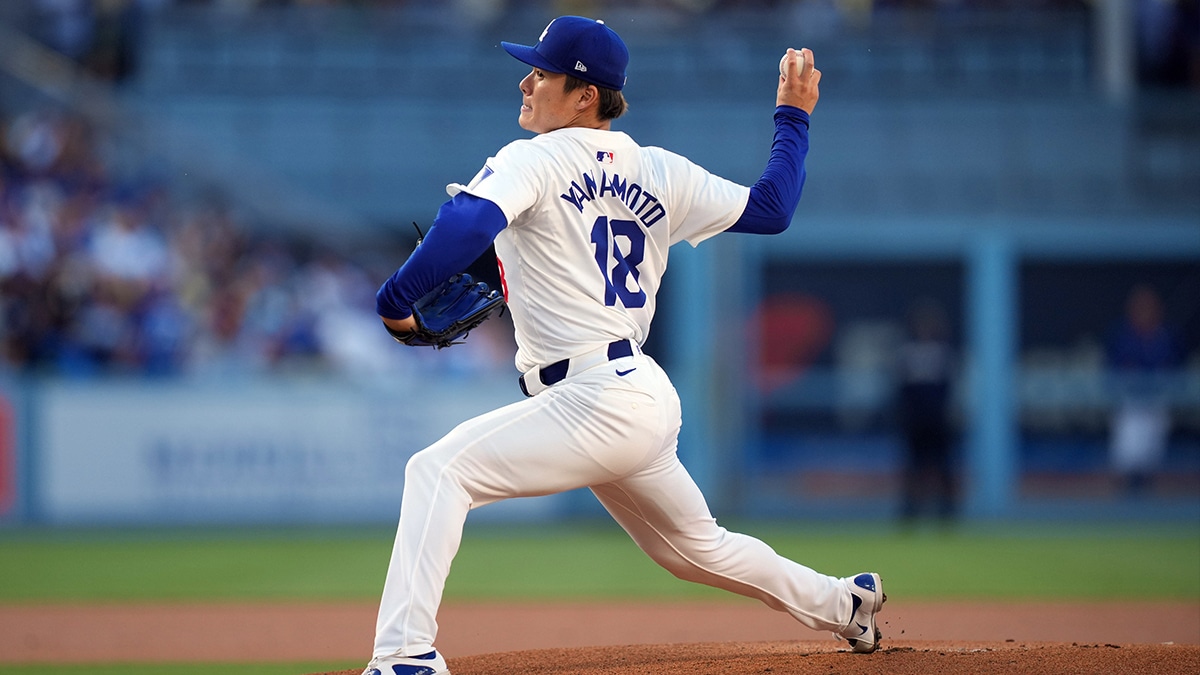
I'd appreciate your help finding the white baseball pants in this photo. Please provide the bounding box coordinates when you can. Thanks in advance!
[372,353,851,658]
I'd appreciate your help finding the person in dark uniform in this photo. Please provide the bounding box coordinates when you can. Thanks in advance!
[895,299,957,524]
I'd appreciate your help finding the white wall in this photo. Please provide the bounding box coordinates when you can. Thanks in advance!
[34,377,567,524]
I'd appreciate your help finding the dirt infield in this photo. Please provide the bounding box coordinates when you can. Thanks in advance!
[2,600,1197,673]
[433,641,1200,675]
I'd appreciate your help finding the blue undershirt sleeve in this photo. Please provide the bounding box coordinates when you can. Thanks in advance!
[375,192,507,320]
[728,105,810,235]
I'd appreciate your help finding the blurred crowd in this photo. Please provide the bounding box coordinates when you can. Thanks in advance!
[2,0,1193,383]
[10,0,1197,91]
[0,107,518,380]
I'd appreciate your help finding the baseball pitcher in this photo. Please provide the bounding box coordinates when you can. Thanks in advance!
[366,16,885,675]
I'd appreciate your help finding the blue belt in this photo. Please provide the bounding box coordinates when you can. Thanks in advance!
[519,340,635,397]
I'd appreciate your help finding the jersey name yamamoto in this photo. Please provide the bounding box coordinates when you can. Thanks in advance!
[448,127,749,373]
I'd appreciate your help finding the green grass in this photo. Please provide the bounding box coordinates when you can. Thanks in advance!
[0,523,1196,673]
[1,521,1197,603]
[0,527,393,602]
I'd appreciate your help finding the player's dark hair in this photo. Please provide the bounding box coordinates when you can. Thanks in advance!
[564,74,628,121]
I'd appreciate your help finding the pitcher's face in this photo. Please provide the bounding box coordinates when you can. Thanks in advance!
[518,68,582,133]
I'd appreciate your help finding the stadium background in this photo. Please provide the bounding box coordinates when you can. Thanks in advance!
[0,1,1197,531]
[0,2,1198,673]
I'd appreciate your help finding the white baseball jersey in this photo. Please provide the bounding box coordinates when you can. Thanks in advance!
[448,127,749,373]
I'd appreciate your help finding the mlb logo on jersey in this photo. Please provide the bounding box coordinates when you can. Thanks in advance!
[596,151,615,164]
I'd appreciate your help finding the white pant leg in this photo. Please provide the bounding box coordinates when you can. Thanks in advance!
[591,458,850,632]
[373,353,677,658]
[589,360,850,632]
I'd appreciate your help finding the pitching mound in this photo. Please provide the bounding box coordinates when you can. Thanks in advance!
[316,640,1200,674]
[4,600,1196,672]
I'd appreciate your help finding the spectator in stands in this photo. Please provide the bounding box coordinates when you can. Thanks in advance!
[0,107,407,378]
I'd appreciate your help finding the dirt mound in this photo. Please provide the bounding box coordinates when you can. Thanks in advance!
[319,640,1200,675]
[3,600,1196,671]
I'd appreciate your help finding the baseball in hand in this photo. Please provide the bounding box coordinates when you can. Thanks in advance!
[779,49,805,79]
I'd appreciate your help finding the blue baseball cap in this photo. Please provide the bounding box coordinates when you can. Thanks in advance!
[501,16,628,91]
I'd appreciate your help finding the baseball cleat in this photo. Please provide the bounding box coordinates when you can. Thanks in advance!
[362,649,450,675]
[835,572,886,653]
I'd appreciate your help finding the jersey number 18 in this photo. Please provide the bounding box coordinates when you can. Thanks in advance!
[590,216,647,309]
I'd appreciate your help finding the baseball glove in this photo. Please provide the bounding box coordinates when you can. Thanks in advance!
[385,273,506,349]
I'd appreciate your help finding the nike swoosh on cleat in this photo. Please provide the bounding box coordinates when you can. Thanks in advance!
[616,368,636,376]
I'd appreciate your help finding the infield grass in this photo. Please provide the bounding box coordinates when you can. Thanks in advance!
[1,521,1197,603]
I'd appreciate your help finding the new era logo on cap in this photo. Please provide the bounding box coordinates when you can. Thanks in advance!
[575,61,587,72]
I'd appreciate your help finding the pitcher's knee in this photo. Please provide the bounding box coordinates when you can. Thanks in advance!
[404,446,453,488]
